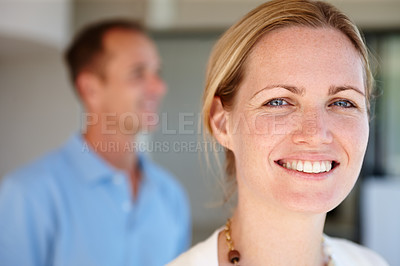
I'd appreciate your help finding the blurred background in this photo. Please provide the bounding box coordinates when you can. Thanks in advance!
[0,0,399,265]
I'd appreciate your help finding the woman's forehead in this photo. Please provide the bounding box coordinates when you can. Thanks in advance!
[240,26,365,94]
[248,26,358,65]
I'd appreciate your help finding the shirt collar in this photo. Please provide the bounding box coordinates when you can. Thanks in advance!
[63,133,144,184]
[63,133,156,188]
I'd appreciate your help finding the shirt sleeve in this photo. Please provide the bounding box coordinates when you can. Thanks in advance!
[174,186,192,256]
[0,175,54,266]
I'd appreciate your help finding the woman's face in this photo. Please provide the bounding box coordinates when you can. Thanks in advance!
[227,27,369,213]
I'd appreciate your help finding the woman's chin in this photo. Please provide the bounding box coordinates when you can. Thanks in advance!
[275,190,347,215]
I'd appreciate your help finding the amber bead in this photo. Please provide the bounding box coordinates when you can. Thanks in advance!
[228,249,240,264]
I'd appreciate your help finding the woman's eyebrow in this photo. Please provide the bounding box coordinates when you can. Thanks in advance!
[251,84,365,100]
[328,85,365,96]
[251,84,305,100]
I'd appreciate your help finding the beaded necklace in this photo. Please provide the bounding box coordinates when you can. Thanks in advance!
[224,219,335,266]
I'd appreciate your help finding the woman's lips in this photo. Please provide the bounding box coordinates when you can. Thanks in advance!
[275,159,339,174]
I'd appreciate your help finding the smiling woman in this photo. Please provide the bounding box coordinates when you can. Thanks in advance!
[168,0,388,266]
[226,26,370,215]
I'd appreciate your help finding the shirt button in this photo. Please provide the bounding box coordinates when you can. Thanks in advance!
[122,201,132,212]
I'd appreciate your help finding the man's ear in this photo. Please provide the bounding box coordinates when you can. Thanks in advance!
[75,72,103,111]
[209,96,232,150]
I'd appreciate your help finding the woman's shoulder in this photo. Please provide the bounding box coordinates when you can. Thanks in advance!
[168,231,389,266]
[168,227,221,266]
[325,235,389,266]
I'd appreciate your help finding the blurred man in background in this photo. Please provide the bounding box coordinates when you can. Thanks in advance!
[0,20,191,266]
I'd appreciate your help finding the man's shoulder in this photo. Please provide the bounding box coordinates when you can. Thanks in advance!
[1,146,66,194]
[326,235,389,266]
[142,155,184,191]
[141,155,189,205]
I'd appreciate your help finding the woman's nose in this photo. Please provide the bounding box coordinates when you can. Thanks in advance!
[291,109,333,146]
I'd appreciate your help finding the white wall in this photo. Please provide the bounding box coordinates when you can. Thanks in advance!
[73,0,145,31]
[146,0,400,30]
[0,0,76,177]
[362,178,400,266]
[0,0,72,49]
[0,47,79,177]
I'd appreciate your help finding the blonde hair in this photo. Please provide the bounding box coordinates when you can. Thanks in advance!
[202,0,373,195]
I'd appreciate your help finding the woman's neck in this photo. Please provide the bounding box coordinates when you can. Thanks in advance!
[218,189,327,266]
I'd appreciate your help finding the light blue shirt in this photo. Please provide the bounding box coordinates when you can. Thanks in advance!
[0,134,191,266]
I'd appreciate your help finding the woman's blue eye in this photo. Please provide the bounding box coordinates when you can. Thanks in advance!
[266,98,288,106]
[331,100,355,108]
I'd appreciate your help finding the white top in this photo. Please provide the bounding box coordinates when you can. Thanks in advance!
[168,228,389,266]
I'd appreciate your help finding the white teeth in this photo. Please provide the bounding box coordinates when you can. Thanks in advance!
[320,161,326,172]
[296,161,303,171]
[281,160,334,174]
[312,162,321,173]
[303,161,313,173]
[326,161,332,171]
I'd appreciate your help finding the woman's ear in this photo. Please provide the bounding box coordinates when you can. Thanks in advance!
[210,96,232,150]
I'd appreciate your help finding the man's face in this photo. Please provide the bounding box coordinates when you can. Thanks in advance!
[95,29,166,134]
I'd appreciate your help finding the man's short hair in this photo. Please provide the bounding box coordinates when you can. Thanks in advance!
[65,19,145,85]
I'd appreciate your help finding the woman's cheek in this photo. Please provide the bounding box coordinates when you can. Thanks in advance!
[253,112,297,137]
[332,114,369,146]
